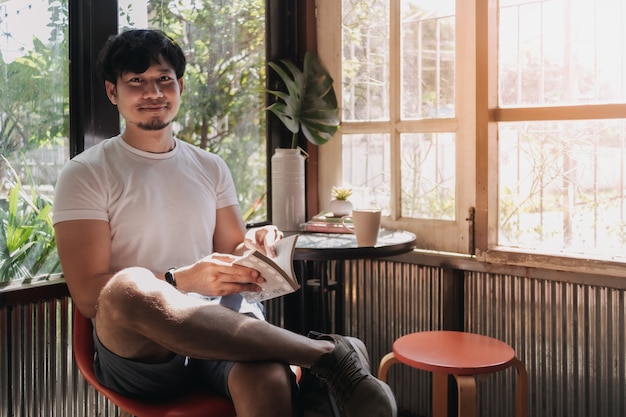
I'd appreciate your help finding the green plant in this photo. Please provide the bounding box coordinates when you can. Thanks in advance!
[267,52,340,149]
[0,156,60,282]
[331,186,352,201]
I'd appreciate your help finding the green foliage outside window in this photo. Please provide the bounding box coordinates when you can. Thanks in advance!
[0,157,60,282]
[1,1,269,280]
[0,1,68,281]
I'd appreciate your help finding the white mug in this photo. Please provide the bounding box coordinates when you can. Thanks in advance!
[341,209,382,246]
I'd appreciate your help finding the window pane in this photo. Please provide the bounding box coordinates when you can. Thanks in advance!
[121,0,268,223]
[337,0,460,232]
[499,120,626,257]
[401,133,455,220]
[342,0,389,121]
[500,0,626,107]
[401,1,455,119]
[342,134,390,212]
[0,0,68,280]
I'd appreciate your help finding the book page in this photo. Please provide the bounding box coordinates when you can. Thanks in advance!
[235,234,300,302]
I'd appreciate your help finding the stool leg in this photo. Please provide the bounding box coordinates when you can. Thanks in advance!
[377,352,400,383]
[514,357,528,417]
[432,372,448,417]
[454,375,477,417]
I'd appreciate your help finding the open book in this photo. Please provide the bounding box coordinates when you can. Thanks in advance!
[235,234,300,303]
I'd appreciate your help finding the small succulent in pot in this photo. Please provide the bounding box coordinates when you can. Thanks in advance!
[331,186,352,201]
[330,186,353,216]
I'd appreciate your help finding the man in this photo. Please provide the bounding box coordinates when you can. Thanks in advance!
[53,29,396,417]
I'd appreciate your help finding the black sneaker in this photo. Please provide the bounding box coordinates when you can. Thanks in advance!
[343,336,371,374]
[298,333,372,417]
[297,369,341,417]
[309,333,397,417]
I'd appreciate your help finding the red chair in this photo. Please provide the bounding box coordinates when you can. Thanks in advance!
[72,308,237,417]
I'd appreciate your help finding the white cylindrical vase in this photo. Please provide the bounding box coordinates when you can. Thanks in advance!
[271,148,307,231]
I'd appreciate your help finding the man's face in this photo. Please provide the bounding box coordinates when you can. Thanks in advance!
[105,59,184,132]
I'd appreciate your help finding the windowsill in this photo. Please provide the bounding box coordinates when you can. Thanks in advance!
[0,274,68,307]
[387,247,626,290]
[481,246,626,279]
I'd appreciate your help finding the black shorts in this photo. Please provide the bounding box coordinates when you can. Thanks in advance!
[93,330,235,400]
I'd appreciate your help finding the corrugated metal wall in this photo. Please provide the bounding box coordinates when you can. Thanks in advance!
[317,261,626,417]
[0,297,121,417]
[466,272,626,417]
[2,265,625,417]
[341,259,446,417]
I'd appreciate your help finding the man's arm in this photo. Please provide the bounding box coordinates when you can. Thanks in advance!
[55,206,275,317]
[213,205,247,255]
[54,219,113,318]
[212,205,284,257]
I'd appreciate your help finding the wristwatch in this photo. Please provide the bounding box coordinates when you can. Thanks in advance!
[165,267,177,287]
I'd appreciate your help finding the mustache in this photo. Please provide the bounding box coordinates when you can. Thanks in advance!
[139,100,168,107]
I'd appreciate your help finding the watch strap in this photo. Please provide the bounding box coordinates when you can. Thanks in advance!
[165,267,177,287]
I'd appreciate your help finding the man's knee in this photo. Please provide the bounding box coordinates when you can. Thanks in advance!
[261,362,296,393]
[97,267,161,319]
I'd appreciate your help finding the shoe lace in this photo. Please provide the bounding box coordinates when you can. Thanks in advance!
[325,349,368,405]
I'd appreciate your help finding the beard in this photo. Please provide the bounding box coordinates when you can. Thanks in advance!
[137,118,171,131]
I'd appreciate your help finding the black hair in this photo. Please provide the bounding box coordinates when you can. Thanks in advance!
[96,29,186,84]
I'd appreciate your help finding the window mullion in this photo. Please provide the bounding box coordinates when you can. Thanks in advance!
[69,0,119,156]
[389,0,402,221]
[474,0,498,256]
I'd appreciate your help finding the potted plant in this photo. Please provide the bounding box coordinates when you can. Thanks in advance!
[267,51,340,149]
[266,52,340,230]
[329,186,353,216]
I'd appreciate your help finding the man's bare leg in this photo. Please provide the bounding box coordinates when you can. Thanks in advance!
[228,362,295,417]
[93,267,397,417]
[94,267,334,366]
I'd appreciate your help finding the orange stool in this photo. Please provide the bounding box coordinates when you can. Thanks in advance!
[378,331,528,417]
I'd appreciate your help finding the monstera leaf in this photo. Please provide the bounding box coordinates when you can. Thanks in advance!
[267,52,340,148]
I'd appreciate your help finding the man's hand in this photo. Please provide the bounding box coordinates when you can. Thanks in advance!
[174,254,265,296]
[244,225,284,257]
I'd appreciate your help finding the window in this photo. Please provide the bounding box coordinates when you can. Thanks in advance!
[1,0,273,282]
[317,0,626,267]
[317,0,473,254]
[496,0,626,260]
[0,0,68,280]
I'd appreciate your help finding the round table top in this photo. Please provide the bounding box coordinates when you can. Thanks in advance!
[393,331,517,375]
[292,228,416,261]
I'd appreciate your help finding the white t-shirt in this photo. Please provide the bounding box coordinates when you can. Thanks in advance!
[53,135,262,317]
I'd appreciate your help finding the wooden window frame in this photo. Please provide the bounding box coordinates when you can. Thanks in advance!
[316,0,626,277]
